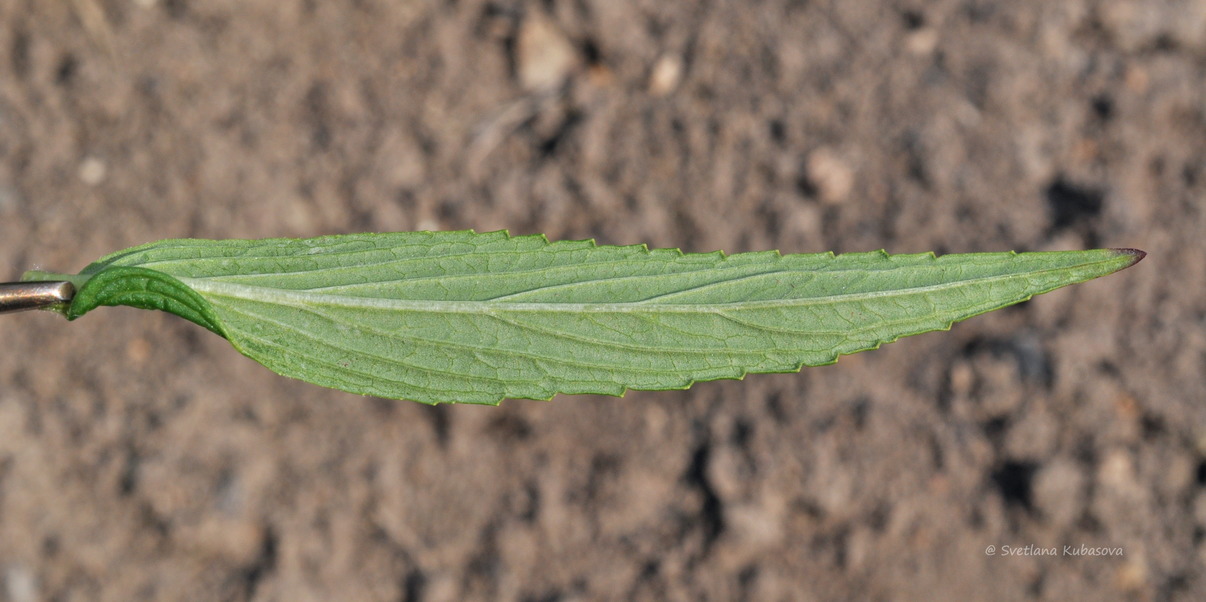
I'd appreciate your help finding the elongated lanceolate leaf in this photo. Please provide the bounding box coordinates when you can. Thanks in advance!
[23,232,1143,405]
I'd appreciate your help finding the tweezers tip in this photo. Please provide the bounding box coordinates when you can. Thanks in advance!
[0,281,76,314]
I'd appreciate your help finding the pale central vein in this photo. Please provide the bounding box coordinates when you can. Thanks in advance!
[179,269,1038,313]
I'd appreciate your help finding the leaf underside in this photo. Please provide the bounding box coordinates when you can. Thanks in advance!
[24,231,1142,405]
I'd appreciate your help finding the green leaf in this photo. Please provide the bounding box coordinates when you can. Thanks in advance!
[23,232,1143,405]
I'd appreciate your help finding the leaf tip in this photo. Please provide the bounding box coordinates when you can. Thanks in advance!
[1110,248,1147,269]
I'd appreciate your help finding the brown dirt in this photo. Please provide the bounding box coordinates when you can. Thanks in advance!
[1,1,1204,600]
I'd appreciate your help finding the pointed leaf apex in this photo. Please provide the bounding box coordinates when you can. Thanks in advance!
[1110,248,1147,269]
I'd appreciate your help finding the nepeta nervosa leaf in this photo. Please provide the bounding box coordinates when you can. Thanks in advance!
[23,231,1144,405]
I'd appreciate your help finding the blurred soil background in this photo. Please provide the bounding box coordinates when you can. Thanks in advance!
[1,1,1204,600]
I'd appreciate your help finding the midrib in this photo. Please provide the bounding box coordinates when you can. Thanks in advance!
[180,271,1043,314]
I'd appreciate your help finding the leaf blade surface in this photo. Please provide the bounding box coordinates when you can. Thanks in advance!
[25,232,1142,404]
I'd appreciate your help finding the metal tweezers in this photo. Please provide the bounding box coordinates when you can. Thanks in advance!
[0,281,75,314]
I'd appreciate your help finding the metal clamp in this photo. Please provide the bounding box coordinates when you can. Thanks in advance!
[0,281,75,314]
